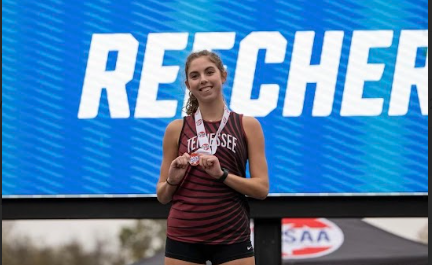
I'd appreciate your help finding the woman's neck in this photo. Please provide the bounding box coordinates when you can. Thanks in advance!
[198,100,225,122]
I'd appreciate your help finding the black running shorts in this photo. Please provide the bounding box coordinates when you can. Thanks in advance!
[165,237,254,265]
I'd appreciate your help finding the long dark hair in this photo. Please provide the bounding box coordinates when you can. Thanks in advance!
[184,50,227,116]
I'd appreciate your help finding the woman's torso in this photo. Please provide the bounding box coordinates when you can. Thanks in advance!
[167,112,251,245]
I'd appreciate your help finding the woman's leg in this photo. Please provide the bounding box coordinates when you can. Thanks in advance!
[219,257,255,265]
[165,257,206,265]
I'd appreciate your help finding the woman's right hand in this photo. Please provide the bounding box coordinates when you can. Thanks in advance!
[167,153,191,184]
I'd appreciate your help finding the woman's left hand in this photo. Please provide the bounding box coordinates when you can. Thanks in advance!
[198,154,224,179]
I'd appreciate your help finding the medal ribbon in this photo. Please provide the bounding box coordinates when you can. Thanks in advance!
[194,105,230,155]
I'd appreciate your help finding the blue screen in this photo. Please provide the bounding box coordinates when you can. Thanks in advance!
[2,0,428,197]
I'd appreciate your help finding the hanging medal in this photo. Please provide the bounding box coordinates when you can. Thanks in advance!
[189,153,200,166]
[189,105,230,166]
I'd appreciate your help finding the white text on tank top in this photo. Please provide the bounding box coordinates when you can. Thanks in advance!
[194,105,230,155]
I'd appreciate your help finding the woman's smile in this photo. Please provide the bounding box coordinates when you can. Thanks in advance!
[199,86,213,92]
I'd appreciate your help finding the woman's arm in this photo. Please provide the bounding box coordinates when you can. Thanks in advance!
[156,119,184,205]
[199,116,269,200]
[223,116,269,199]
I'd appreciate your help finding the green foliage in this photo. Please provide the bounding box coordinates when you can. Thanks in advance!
[2,220,167,265]
[119,220,167,262]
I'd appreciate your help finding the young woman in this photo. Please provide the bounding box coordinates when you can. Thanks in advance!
[157,50,269,265]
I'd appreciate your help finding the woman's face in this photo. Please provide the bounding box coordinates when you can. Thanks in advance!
[186,56,226,103]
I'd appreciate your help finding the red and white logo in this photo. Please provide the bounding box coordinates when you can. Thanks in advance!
[282,218,344,259]
[196,119,203,126]
[198,131,206,137]
[189,153,200,166]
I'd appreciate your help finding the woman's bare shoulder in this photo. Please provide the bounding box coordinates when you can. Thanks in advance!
[242,115,261,129]
[165,119,184,135]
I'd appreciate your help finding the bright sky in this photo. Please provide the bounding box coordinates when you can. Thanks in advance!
[3,219,136,252]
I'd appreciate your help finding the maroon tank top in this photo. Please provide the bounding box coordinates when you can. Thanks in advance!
[167,112,251,245]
